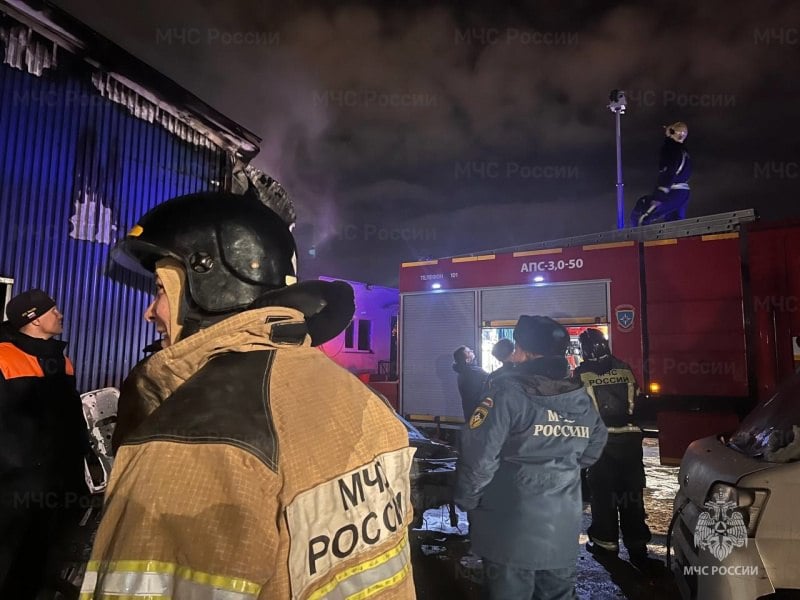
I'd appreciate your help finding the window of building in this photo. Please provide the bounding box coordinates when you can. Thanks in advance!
[344,321,355,349]
[344,319,372,352]
[357,319,371,351]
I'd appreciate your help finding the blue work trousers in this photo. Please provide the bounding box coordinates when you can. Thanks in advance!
[482,560,577,600]
[644,189,690,223]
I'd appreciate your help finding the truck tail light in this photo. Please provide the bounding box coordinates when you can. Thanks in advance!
[649,382,661,394]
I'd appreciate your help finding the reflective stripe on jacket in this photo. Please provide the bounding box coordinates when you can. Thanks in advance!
[573,355,641,431]
[0,331,87,485]
[655,138,691,194]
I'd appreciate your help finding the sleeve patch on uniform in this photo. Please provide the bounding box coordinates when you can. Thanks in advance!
[286,446,415,599]
[469,406,489,429]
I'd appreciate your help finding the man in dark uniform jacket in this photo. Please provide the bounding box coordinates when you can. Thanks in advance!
[453,345,488,422]
[574,328,660,572]
[487,338,515,384]
[456,316,607,599]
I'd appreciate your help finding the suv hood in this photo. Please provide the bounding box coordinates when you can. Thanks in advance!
[678,436,775,505]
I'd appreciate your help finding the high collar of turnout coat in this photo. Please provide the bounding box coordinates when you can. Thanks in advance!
[112,306,313,453]
[133,306,311,409]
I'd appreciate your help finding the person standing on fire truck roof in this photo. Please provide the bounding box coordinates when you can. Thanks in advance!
[82,191,416,600]
[455,316,607,599]
[637,121,692,226]
[573,329,661,574]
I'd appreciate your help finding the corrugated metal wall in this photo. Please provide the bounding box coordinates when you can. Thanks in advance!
[0,51,231,392]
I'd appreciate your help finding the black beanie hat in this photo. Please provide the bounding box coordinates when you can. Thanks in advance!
[4,289,57,330]
[513,315,569,357]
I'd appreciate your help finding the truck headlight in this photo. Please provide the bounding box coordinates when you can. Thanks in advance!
[706,482,769,536]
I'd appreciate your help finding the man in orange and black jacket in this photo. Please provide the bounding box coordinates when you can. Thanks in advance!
[0,289,90,598]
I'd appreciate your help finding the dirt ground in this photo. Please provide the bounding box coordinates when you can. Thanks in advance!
[410,438,683,599]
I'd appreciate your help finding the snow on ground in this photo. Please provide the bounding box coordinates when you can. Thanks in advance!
[414,504,469,536]
[643,438,681,504]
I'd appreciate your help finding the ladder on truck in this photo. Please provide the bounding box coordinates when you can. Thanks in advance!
[451,209,757,257]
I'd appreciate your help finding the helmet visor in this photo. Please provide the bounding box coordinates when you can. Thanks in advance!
[110,238,182,279]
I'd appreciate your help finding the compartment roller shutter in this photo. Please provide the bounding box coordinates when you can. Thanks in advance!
[481,282,609,324]
[401,291,476,419]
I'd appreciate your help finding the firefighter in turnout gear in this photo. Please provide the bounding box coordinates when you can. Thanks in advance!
[573,329,660,572]
[82,192,416,599]
[455,316,607,599]
[637,121,692,226]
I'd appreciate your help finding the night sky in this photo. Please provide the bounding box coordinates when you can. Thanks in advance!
[55,0,800,286]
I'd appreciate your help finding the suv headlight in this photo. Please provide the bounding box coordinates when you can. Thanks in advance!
[706,482,769,536]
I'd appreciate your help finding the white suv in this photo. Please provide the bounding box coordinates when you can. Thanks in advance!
[670,373,800,599]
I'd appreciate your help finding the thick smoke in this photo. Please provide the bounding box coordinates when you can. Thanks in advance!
[54,0,800,284]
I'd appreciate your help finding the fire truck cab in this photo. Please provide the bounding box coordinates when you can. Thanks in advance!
[398,210,800,464]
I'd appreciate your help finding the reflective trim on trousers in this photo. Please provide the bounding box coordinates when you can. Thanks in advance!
[79,560,260,600]
[589,537,620,552]
[307,534,411,600]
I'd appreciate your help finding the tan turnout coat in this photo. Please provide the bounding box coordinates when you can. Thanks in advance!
[81,307,416,600]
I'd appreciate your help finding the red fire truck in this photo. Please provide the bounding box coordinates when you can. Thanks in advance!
[397,210,800,464]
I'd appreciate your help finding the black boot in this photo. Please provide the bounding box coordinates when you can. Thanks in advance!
[628,547,664,575]
[586,540,618,558]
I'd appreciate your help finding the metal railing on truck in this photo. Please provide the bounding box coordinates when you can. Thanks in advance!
[449,210,757,258]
